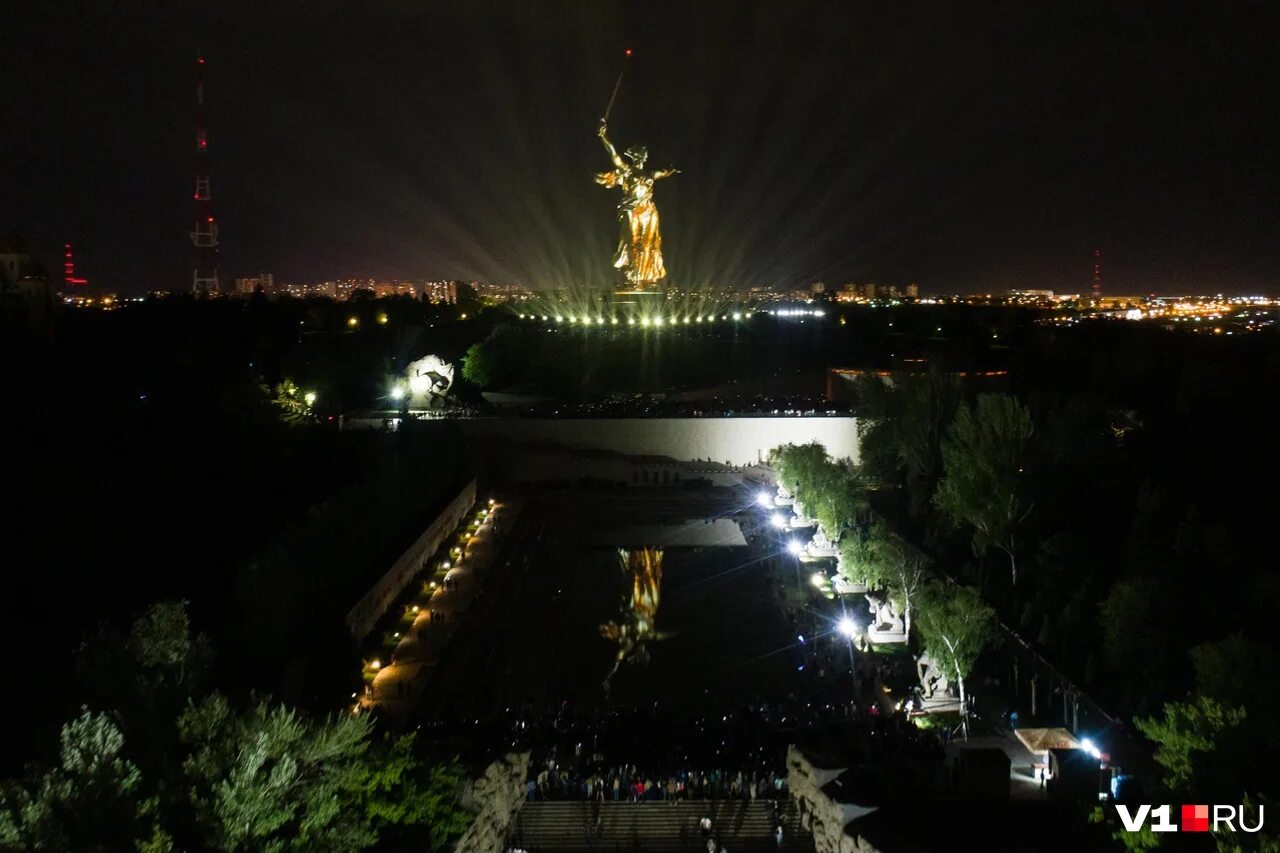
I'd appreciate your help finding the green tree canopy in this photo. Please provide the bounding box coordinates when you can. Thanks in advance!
[933,393,1036,585]
[3,603,470,852]
[1135,696,1246,795]
[859,523,929,639]
[916,582,998,736]
[0,709,167,851]
[770,443,867,542]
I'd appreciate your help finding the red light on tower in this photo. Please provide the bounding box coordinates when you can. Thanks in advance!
[63,243,88,287]
[624,48,633,57]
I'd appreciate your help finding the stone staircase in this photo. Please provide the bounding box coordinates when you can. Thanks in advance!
[508,800,815,852]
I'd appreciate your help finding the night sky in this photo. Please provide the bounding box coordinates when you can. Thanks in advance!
[2,0,1278,294]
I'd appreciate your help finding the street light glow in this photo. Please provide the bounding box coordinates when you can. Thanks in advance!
[771,512,786,529]
[757,491,772,507]
[787,539,803,556]
[837,617,858,639]
[390,386,405,400]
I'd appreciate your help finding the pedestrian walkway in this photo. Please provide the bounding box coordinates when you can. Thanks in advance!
[364,495,520,724]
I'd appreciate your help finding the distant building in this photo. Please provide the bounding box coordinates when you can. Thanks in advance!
[234,273,274,295]
[0,250,24,285]
[1095,295,1146,310]
[0,238,56,332]
[423,280,458,304]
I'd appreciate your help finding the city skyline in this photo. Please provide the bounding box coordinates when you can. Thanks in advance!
[2,1,1278,295]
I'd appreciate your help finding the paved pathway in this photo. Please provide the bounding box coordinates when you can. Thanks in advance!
[364,494,521,725]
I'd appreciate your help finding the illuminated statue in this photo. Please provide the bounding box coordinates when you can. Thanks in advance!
[404,354,454,408]
[596,122,678,288]
[600,547,667,693]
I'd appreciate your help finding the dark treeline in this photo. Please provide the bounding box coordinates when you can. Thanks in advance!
[460,302,1039,399]
[3,295,478,771]
[850,319,1280,833]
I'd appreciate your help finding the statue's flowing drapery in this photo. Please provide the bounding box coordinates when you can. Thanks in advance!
[596,171,666,284]
[596,123,676,288]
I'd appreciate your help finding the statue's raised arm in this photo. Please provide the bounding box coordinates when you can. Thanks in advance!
[599,122,627,172]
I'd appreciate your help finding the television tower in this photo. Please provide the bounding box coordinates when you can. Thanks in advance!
[63,243,88,289]
[1091,248,1102,302]
[190,53,220,293]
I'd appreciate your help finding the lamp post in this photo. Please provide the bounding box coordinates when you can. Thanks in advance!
[837,613,860,707]
[787,538,803,589]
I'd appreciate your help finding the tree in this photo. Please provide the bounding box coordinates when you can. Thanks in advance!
[770,443,866,542]
[0,709,168,851]
[895,369,962,518]
[1097,577,1176,707]
[934,393,1036,585]
[809,459,869,543]
[860,524,928,640]
[178,694,467,851]
[461,324,524,389]
[7,602,469,851]
[915,583,998,739]
[770,442,829,502]
[1135,696,1246,794]
[460,340,495,388]
[1192,633,1280,741]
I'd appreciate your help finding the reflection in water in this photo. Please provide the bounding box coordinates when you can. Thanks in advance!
[600,547,666,694]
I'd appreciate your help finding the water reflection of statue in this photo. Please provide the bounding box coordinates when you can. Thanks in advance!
[596,122,678,288]
[600,547,666,693]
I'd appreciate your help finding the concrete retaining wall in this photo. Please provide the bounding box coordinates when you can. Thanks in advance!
[345,478,477,641]
[461,416,859,466]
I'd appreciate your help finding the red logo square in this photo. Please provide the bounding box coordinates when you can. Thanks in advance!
[1182,804,1209,832]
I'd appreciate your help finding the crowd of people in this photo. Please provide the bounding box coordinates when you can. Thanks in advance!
[526,761,787,804]
[504,393,846,419]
